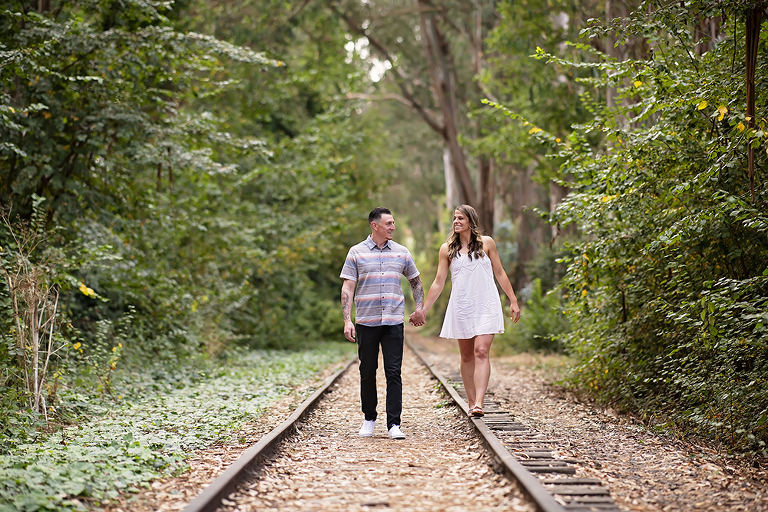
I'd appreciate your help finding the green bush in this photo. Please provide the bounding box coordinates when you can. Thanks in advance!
[535,4,768,454]
[495,278,570,353]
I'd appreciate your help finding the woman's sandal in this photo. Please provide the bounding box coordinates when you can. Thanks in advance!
[470,406,484,417]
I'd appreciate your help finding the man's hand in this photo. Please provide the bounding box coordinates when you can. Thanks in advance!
[408,276,425,327]
[510,301,521,324]
[409,310,426,327]
[344,320,356,342]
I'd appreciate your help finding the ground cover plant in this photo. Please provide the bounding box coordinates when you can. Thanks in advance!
[0,342,353,511]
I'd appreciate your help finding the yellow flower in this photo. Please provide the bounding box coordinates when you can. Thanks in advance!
[555,138,561,143]
[529,127,542,135]
[717,105,728,121]
[73,342,81,350]
[737,122,746,132]
[697,101,708,110]
[633,81,642,88]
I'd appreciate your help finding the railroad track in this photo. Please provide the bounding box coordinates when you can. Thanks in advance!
[405,338,621,512]
[181,340,620,512]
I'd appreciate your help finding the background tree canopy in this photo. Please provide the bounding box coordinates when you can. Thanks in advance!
[1,2,767,505]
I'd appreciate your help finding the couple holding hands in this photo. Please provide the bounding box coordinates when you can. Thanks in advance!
[340,205,520,439]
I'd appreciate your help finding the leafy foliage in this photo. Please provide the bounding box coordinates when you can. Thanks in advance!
[495,278,570,353]
[529,1,768,453]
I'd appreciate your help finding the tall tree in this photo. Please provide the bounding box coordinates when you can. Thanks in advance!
[329,0,500,233]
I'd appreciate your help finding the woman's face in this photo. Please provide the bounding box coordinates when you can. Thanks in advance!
[453,210,471,233]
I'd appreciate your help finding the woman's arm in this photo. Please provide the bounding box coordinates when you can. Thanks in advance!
[423,243,451,318]
[483,236,521,323]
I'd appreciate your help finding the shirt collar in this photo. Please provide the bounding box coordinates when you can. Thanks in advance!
[366,235,391,250]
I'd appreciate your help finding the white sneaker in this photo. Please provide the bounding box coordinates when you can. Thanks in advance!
[359,419,376,437]
[388,424,405,440]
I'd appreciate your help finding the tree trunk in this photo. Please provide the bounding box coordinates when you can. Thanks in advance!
[695,15,722,54]
[605,0,615,109]
[478,155,495,235]
[444,148,458,211]
[549,180,570,241]
[511,163,547,290]
[745,4,762,204]
[472,4,496,235]
[31,300,40,412]
[416,2,477,205]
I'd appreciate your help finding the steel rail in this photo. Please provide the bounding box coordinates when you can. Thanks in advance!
[182,355,357,512]
[404,336,567,512]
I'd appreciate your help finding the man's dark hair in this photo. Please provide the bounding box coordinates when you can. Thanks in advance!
[368,207,392,224]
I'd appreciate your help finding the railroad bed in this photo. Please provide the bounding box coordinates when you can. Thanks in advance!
[207,343,534,512]
[179,337,636,512]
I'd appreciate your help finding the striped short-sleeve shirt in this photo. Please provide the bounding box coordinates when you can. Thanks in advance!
[340,236,420,326]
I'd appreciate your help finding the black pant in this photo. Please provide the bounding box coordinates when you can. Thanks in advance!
[356,323,404,429]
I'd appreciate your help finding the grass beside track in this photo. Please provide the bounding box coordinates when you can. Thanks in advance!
[0,342,354,512]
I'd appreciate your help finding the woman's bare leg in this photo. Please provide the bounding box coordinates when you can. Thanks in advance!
[457,338,476,409]
[472,334,495,409]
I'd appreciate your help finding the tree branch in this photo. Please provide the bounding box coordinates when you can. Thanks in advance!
[328,1,445,135]
[344,92,439,114]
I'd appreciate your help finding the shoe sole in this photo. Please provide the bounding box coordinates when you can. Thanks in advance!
[359,432,373,437]
[388,435,405,440]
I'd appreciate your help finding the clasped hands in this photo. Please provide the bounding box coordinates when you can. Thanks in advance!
[409,309,426,327]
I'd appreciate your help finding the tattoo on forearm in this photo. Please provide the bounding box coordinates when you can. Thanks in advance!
[341,291,351,321]
[409,277,424,308]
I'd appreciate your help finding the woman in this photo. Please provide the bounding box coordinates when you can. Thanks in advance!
[411,205,520,417]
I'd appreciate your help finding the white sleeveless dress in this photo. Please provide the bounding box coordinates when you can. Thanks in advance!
[439,252,505,339]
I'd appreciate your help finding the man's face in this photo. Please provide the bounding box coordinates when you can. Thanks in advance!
[372,214,396,240]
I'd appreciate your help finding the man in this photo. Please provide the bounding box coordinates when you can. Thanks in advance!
[340,207,425,440]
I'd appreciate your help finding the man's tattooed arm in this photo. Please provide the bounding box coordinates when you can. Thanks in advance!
[341,279,356,341]
[409,276,424,310]
[342,289,352,321]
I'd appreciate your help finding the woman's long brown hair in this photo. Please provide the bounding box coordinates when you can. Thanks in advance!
[446,205,485,260]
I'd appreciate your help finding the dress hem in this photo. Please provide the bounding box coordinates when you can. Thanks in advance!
[438,329,504,340]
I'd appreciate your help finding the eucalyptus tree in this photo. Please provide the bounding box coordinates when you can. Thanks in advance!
[327,0,502,233]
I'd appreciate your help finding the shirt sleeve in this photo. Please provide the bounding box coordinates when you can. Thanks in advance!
[339,250,358,281]
[403,250,420,280]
